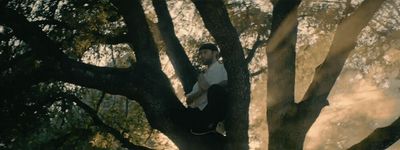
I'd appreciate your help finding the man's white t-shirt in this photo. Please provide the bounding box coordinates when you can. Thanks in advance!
[187,61,227,110]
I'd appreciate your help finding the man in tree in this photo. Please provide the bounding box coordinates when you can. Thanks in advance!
[185,43,229,135]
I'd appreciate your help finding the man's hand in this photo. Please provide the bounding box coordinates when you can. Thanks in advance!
[198,74,210,91]
[186,94,195,105]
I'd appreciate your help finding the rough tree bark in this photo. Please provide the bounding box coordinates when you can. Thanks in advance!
[266,0,386,149]
[192,0,251,149]
[109,0,161,69]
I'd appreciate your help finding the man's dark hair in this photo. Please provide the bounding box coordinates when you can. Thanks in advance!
[198,43,219,52]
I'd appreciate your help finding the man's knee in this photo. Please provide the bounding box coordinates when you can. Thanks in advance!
[207,84,228,106]
[208,84,226,96]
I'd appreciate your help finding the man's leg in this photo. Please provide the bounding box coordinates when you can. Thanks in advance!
[203,84,228,125]
[184,107,204,130]
[190,84,228,135]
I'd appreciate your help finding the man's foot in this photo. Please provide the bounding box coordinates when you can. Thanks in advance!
[215,121,226,136]
[190,123,216,136]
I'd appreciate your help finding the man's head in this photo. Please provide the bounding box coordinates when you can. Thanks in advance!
[198,43,219,65]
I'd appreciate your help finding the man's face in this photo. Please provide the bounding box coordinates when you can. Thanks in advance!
[199,49,216,65]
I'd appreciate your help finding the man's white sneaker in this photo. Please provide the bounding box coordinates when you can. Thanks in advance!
[215,121,226,136]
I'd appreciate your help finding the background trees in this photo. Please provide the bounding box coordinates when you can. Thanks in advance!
[0,0,399,149]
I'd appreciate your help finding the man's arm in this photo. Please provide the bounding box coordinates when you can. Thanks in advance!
[186,73,212,105]
[186,90,203,105]
[186,71,228,105]
[185,79,206,105]
[197,73,210,91]
[187,79,227,103]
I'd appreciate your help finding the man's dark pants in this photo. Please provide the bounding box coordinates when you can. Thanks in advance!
[186,84,228,130]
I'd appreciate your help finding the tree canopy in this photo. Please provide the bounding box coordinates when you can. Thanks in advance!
[1,0,400,149]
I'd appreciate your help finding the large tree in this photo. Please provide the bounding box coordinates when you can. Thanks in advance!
[1,0,399,149]
[266,0,393,149]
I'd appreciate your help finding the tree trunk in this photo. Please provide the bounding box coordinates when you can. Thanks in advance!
[266,0,386,149]
[192,0,251,149]
[266,0,300,149]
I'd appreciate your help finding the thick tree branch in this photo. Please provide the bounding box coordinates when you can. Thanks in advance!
[0,52,53,94]
[110,0,161,69]
[152,0,198,94]
[266,0,300,133]
[69,95,153,150]
[265,0,300,149]
[349,117,400,150]
[55,59,142,97]
[192,0,251,149]
[0,1,160,111]
[0,7,65,60]
[0,8,145,96]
